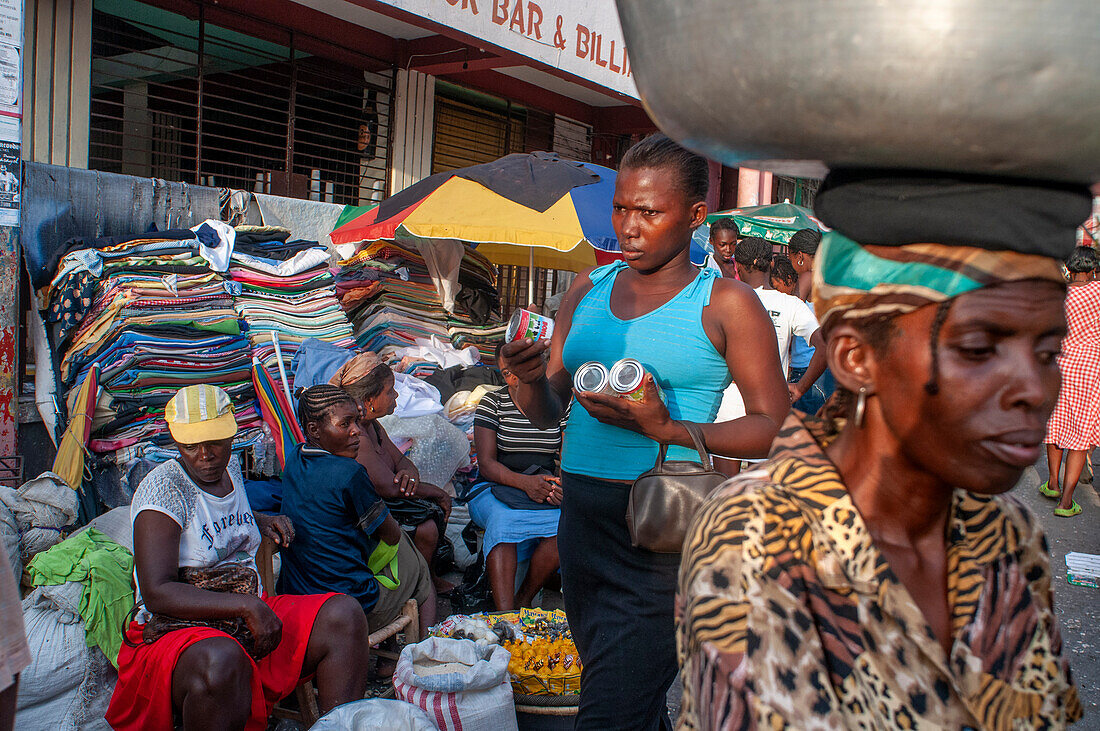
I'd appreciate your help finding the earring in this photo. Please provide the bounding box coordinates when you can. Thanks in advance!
[854,386,868,429]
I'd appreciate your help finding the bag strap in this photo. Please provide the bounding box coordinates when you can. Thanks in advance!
[652,421,714,471]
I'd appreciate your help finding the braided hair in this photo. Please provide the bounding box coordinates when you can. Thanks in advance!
[1066,245,1100,274]
[923,299,953,396]
[297,384,357,438]
[787,228,822,256]
[770,255,798,289]
[733,236,773,272]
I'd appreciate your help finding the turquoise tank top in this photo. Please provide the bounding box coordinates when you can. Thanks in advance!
[561,262,731,480]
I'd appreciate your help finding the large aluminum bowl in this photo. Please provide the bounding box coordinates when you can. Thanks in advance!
[616,0,1100,184]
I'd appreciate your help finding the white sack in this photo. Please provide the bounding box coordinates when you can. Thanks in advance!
[392,637,516,731]
[310,698,437,731]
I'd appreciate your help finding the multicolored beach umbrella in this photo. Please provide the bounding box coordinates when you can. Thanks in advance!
[251,358,304,468]
[705,200,827,245]
[331,152,633,271]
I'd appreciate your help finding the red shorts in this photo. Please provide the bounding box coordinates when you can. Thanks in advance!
[105,593,337,731]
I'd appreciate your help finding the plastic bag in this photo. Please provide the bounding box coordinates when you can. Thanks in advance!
[393,637,517,731]
[309,699,437,730]
[378,414,471,488]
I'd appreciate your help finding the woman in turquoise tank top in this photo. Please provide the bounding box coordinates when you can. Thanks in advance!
[501,134,790,730]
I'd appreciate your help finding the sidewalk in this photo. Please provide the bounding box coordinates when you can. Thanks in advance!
[1026,455,1100,724]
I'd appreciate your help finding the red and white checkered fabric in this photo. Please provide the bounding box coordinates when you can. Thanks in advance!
[1046,282,1100,450]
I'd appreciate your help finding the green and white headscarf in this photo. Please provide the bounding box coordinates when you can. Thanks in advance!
[813,232,1066,334]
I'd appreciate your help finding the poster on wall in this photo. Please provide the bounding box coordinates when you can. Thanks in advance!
[0,0,19,123]
[0,141,18,226]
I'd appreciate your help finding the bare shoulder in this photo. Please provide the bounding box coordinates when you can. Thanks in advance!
[708,275,763,311]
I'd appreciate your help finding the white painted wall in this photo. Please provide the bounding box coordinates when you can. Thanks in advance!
[23,0,91,167]
[389,69,435,195]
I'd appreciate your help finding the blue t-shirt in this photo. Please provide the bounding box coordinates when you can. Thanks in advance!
[278,443,389,612]
[789,301,816,370]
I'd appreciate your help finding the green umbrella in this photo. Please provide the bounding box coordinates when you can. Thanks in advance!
[705,200,826,245]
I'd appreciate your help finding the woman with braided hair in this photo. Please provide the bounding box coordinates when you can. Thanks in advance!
[678,173,1084,729]
[278,384,437,638]
[329,352,455,593]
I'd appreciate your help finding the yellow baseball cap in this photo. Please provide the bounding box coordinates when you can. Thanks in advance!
[164,384,238,444]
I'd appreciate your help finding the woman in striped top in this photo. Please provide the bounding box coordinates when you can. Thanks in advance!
[469,343,567,611]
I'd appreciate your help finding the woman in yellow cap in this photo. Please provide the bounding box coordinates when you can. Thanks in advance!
[107,384,369,731]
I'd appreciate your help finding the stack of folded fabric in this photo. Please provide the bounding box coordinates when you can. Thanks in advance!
[334,241,505,361]
[49,235,264,461]
[227,229,356,381]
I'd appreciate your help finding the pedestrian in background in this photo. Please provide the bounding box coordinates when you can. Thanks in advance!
[787,228,837,414]
[1043,245,1100,517]
[788,226,821,301]
[705,217,740,280]
[713,237,826,475]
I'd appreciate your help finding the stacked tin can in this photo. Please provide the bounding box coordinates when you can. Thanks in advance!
[574,358,664,402]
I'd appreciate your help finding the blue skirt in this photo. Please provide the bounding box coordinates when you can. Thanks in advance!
[467,484,561,560]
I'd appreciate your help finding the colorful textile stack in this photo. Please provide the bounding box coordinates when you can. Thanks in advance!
[230,263,356,380]
[335,241,505,361]
[49,235,263,457]
[47,225,355,479]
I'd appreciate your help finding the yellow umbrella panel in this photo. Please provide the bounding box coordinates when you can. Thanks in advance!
[396,177,597,272]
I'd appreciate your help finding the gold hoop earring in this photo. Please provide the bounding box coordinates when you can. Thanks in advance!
[854,386,868,429]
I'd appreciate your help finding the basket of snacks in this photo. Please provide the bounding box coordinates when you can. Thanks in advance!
[429,609,582,696]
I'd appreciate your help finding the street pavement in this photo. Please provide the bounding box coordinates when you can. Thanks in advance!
[1027,455,1100,728]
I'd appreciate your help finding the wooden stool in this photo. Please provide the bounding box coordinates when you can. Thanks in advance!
[256,537,421,726]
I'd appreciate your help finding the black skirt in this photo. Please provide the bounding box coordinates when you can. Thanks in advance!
[559,471,680,730]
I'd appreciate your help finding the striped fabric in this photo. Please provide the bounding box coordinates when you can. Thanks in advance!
[473,388,564,473]
[813,232,1065,333]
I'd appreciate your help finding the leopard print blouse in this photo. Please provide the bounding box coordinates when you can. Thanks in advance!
[677,414,1082,730]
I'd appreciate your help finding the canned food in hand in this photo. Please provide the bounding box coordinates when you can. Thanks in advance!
[574,361,614,395]
[505,308,555,343]
[609,358,664,402]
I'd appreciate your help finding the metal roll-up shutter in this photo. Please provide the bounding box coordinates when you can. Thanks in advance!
[89,0,394,204]
[431,94,526,175]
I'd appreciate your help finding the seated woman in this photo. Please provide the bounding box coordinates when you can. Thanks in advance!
[278,385,436,636]
[469,344,566,610]
[106,384,368,731]
[678,201,1083,727]
[330,353,454,593]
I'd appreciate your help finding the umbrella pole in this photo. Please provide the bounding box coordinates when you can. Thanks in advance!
[270,332,295,408]
[528,247,535,306]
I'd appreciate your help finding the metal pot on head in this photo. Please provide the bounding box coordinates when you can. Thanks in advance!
[616,0,1100,184]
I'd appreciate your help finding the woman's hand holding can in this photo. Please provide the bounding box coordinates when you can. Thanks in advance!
[575,374,674,441]
[500,338,551,383]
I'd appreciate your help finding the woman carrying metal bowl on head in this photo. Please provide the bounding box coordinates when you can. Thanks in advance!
[500,133,791,730]
[677,173,1085,729]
